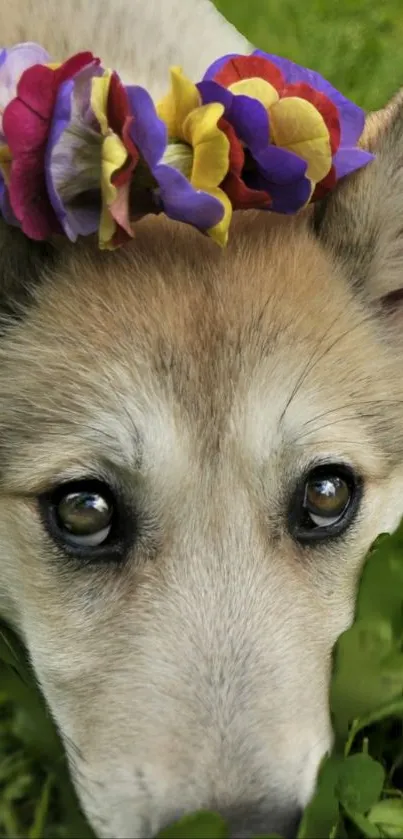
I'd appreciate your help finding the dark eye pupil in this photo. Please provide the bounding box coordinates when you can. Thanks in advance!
[305,476,350,518]
[57,491,113,536]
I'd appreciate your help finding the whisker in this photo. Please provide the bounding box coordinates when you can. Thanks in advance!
[300,399,403,432]
[295,438,380,449]
[280,310,375,425]
[297,413,391,442]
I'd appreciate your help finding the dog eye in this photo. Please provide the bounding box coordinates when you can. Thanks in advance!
[290,464,360,543]
[41,480,118,550]
[56,486,114,546]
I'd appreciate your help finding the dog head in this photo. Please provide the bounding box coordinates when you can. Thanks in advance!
[2,10,403,839]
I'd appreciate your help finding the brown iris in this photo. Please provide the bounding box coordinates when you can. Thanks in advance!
[57,490,113,538]
[304,475,351,521]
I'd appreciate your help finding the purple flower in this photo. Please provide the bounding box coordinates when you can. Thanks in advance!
[199,52,373,212]
[0,43,51,141]
[45,62,104,240]
[253,50,373,181]
[0,43,51,227]
[126,84,225,232]
[197,77,311,214]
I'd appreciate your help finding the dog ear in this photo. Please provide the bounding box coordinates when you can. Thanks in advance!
[313,91,403,330]
[0,220,56,328]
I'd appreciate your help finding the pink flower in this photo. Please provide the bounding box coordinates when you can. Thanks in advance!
[3,51,99,239]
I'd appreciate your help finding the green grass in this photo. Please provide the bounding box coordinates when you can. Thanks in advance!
[216,0,403,111]
[2,1,403,837]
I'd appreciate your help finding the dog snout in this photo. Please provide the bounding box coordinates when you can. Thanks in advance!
[153,803,302,839]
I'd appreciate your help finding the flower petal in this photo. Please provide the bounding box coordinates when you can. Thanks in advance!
[253,50,366,147]
[247,169,312,214]
[90,70,111,136]
[209,54,284,92]
[332,147,375,180]
[182,103,229,189]
[157,67,200,139]
[98,133,128,249]
[206,187,232,246]
[198,81,270,150]
[0,143,12,183]
[126,85,225,234]
[155,163,225,230]
[202,53,240,81]
[126,84,167,169]
[282,82,340,155]
[90,71,131,248]
[0,43,51,138]
[269,97,332,182]
[228,77,279,110]
[46,64,104,240]
[219,119,271,210]
[108,73,139,189]
[253,144,307,184]
[3,53,98,238]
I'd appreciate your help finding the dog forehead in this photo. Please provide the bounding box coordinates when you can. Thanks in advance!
[0,213,397,494]
[19,214,354,365]
[0,216,355,413]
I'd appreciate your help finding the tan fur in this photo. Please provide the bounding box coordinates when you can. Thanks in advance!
[2,3,403,838]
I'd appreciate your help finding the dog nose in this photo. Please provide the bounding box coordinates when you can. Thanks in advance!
[154,804,302,839]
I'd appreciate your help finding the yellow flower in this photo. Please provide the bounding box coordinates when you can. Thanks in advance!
[226,77,332,184]
[0,145,12,183]
[90,71,129,249]
[157,68,232,246]
[269,97,331,182]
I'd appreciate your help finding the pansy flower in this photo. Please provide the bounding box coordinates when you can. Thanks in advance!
[198,52,373,212]
[0,43,51,140]
[3,51,98,239]
[217,117,271,211]
[127,68,232,245]
[253,51,374,193]
[90,70,140,248]
[46,65,139,248]
[0,40,376,250]
[45,62,104,242]
[0,43,51,226]
[0,144,18,225]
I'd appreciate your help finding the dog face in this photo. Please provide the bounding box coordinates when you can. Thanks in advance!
[2,4,403,837]
[2,139,403,837]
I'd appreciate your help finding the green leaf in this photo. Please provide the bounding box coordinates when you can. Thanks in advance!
[297,754,342,839]
[336,753,385,814]
[331,620,403,741]
[28,775,53,839]
[253,834,284,838]
[330,519,403,741]
[367,799,403,838]
[343,809,381,838]
[157,811,229,839]
[344,698,403,756]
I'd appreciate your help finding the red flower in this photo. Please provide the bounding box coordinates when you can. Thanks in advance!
[281,83,340,155]
[3,52,98,239]
[209,56,341,161]
[212,55,284,92]
[219,118,271,211]
[312,166,337,201]
[104,71,140,248]
[107,72,139,188]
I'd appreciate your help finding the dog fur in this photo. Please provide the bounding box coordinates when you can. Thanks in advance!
[1,2,403,837]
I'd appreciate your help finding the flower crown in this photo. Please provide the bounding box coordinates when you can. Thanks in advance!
[0,44,374,250]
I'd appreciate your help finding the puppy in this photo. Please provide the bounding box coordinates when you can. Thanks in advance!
[1,2,403,837]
